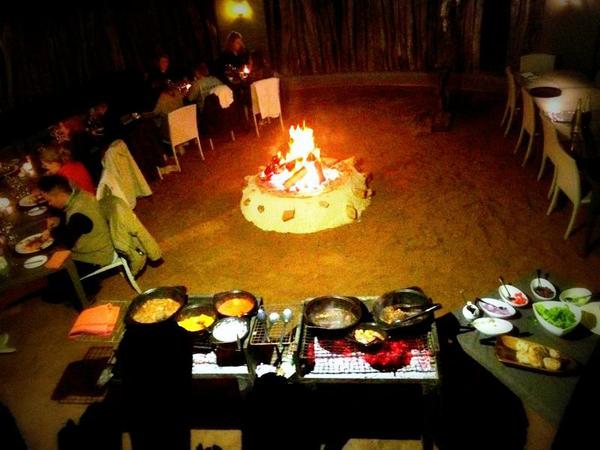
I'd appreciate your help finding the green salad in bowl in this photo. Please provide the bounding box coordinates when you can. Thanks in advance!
[533,301,581,336]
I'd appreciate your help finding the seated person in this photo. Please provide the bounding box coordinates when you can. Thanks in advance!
[249,50,275,81]
[86,101,122,146]
[146,54,176,105]
[50,117,102,184]
[187,63,223,110]
[153,85,184,141]
[215,31,249,83]
[39,146,96,194]
[39,175,114,273]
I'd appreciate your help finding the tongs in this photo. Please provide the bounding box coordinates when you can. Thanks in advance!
[393,303,442,325]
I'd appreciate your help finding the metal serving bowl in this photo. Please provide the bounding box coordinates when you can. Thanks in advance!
[372,288,433,331]
[125,286,188,327]
[175,302,217,335]
[303,295,363,331]
[213,290,258,318]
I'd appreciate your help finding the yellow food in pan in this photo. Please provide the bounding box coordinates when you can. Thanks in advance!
[177,314,215,332]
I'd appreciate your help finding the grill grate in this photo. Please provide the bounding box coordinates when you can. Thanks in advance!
[297,297,439,381]
[249,318,296,346]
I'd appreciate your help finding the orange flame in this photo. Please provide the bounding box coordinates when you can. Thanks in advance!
[260,125,339,194]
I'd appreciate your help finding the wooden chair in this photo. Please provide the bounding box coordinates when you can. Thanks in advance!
[520,53,556,74]
[538,113,562,198]
[514,87,537,166]
[545,117,591,239]
[167,105,205,172]
[501,67,518,137]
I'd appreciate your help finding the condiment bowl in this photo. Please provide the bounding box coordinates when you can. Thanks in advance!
[530,278,557,301]
[559,287,592,307]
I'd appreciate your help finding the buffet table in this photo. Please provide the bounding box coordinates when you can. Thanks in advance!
[453,273,600,426]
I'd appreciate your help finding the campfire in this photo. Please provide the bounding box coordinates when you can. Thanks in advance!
[241,125,372,234]
[259,125,340,195]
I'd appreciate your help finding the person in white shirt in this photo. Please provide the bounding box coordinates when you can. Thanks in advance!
[187,63,223,111]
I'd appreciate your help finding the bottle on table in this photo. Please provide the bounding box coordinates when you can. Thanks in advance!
[570,98,585,156]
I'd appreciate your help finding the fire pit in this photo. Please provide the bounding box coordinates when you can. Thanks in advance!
[241,125,372,233]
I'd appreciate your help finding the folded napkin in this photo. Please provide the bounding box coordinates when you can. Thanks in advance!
[68,304,120,338]
[45,250,72,270]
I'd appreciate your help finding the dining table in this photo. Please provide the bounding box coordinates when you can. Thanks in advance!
[520,70,600,141]
[520,71,600,254]
[0,184,89,310]
[452,272,599,428]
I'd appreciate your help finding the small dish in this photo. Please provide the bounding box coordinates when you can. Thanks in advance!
[18,193,46,208]
[27,206,48,217]
[23,255,48,269]
[533,301,581,337]
[472,318,513,336]
[347,322,388,350]
[211,317,249,344]
[530,278,557,301]
[14,233,54,255]
[559,287,592,307]
[498,285,529,308]
[478,298,516,319]
[462,302,480,322]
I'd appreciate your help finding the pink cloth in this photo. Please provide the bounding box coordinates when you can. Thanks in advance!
[68,303,120,338]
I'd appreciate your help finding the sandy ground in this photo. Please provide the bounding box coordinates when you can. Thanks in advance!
[1,86,599,450]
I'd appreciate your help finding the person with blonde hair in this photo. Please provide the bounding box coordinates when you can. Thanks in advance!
[39,146,96,194]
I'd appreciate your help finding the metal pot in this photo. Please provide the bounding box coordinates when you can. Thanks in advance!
[303,295,363,331]
[372,287,434,330]
[213,290,258,318]
[175,302,217,335]
[125,286,188,327]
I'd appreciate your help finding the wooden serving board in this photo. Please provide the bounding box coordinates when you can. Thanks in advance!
[494,335,578,375]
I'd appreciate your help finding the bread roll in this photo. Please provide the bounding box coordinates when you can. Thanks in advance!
[516,351,529,365]
[527,347,543,368]
[549,348,561,359]
[516,341,529,352]
[543,357,561,371]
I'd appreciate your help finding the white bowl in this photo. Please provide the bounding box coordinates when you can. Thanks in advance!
[462,303,480,322]
[533,301,581,337]
[559,287,593,307]
[498,284,529,308]
[478,298,516,319]
[530,278,557,301]
[472,318,513,336]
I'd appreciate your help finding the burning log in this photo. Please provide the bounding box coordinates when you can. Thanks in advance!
[313,159,326,185]
[283,166,308,190]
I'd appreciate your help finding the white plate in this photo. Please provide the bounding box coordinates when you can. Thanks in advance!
[581,302,600,335]
[498,284,529,308]
[478,298,516,318]
[27,206,48,216]
[18,194,45,208]
[23,255,48,269]
[472,318,513,336]
[15,233,54,255]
